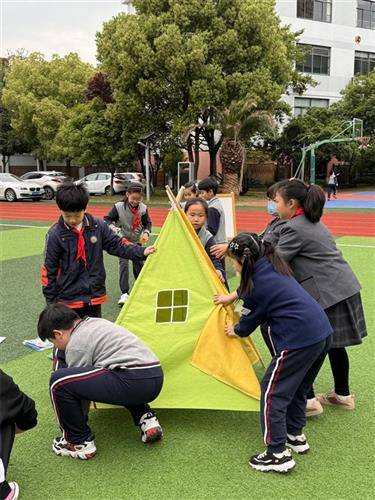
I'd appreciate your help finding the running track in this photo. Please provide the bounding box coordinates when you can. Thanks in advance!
[0,202,374,237]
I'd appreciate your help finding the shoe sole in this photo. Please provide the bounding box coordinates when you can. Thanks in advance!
[306,408,324,417]
[9,482,19,500]
[286,443,310,455]
[249,460,296,473]
[52,445,96,460]
[142,427,163,444]
[317,399,355,410]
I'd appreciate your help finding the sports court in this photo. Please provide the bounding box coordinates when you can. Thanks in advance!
[0,193,374,499]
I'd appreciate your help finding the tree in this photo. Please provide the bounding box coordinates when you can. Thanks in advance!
[96,0,312,176]
[85,72,114,103]
[2,53,94,170]
[338,73,375,136]
[216,100,274,194]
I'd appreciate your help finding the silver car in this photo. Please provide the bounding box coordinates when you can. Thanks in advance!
[0,173,45,202]
[20,171,68,200]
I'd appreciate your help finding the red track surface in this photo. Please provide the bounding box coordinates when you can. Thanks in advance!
[0,202,374,237]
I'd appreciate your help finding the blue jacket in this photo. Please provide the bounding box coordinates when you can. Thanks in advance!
[234,257,332,352]
[42,213,145,307]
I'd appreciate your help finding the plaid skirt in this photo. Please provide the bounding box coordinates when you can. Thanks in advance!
[325,292,367,349]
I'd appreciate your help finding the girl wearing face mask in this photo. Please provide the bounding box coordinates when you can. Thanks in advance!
[259,185,287,245]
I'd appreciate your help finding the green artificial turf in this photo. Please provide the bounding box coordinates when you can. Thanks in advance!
[0,225,374,499]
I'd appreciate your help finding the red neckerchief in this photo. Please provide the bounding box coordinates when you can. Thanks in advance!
[71,225,87,266]
[129,203,141,232]
[290,208,304,219]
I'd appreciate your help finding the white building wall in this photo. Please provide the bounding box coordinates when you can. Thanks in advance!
[276,0,375,112]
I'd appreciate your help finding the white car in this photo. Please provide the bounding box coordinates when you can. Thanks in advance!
[76,172,146,195]
[0,173,45,202]
[20,171,68,200]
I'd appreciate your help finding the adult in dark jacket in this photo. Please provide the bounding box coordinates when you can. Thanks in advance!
[0,370,37,500]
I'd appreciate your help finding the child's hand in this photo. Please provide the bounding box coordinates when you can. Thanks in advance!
[216,270,225,283]
[211,243,229,259]
[111,226,121,235]
[140,232,150,244]
[214,294,231,306]
[144,245,156,256]
[225,325,237,338]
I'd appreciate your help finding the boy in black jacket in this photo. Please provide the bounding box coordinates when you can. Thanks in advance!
[41,182,156,319]
[0,370,37,500]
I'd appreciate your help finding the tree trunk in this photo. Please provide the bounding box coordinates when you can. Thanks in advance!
[238,143,246,195]
[66,158,72,178]
[186,134,194,163]
[222,172,239,194]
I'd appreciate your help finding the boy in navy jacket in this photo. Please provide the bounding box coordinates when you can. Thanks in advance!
[41,182,156,319]
[215,233,332,474]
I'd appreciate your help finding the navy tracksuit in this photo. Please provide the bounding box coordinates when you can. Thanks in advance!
[50,358,163,444]
[235,257,332,453]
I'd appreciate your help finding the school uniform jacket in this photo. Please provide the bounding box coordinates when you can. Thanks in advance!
[41,213,145,307]
[0,370,38,431]
[234,257,332,353]
[197,226,225,276]
[104,200,152,243]
[276,214,361,309]
[207,197,227,244]
[259,217,287,246]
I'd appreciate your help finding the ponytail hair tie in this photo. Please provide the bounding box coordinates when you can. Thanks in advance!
[243,247,251,257]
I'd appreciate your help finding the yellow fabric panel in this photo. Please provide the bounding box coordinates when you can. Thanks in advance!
[191,305,261,400]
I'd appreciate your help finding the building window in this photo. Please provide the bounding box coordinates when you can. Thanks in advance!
[354,51,375,74]
[297,0,332,22]
[155,289,189,324]
[296,44,330,75]
[357,1,375,29]
[294,97,329,116]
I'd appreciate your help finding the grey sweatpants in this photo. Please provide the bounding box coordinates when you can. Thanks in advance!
[119,257,144,294]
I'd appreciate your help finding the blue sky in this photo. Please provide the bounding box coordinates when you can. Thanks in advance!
[1,0,128,64]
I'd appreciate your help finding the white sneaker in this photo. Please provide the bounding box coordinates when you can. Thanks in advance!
[52,436,97,459]
[5,482,19,500]
[118,293,129,305]
[249,449,295,473]
[139,412,163,443]
[286,433,310,454]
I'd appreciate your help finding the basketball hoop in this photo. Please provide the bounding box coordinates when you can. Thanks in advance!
[358,136,370,150]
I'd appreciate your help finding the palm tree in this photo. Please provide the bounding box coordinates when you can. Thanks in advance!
[217,100,274,194]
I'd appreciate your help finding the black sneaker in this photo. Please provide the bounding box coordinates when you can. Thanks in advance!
[286,433,310,454]
[249,449,295,473]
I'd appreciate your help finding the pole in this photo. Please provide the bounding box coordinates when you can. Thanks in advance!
[145,140,150,202]
[310,147,316,184]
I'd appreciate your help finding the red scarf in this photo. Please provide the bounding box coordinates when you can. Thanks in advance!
[72,226,87,266]
[129,204,141,232]
[290,208,304,219]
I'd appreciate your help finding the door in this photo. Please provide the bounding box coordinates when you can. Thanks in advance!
[96,173,111,194]
[81,173,99,193]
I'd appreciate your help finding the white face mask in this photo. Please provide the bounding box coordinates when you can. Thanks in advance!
[267,200,278,217]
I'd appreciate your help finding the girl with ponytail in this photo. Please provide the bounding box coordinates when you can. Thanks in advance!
[214,232,332,473]
[273,179,367,417]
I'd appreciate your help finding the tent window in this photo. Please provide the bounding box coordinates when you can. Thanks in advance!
[156,289,189,323]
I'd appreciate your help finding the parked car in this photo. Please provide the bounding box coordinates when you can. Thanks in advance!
[75,172,148,196]
[0,173,45,202]
[20,171,68,200]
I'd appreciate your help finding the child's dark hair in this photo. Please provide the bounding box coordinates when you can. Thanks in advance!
[56,182,89,212]
[184,197,208,215]
[184,181,197,193]
[197,177,218,195]
[228,232,292,297]
[266,184,278,200]
[275,179,325,223]
[126,182,143,194]
[38,303,79,341]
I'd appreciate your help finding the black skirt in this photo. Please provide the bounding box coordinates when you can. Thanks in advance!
[324,292,367,349]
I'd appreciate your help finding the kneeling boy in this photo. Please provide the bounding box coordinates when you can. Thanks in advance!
[38,303,163,460]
